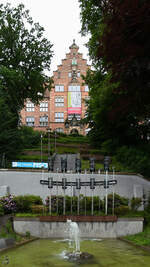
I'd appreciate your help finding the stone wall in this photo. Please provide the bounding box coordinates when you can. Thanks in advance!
[13,217,143,238]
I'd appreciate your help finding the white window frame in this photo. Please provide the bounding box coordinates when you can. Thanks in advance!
[68,85,80,92]
[55,112,64,122]
[26,116,35,126]
[55,85,64,92]
[39,115,48,126]
[40,102,48,112]
[26,102,34,112]
[55,96,64,107]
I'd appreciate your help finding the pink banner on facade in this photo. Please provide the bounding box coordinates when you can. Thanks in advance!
[68,107,82,114]
[68,92,81,114]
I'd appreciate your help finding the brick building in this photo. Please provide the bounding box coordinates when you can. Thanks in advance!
[21,40,90,135]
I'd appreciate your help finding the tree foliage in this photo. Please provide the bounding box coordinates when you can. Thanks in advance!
[0,3,53,114]
[79,0,150,145]
[0,3,53,158]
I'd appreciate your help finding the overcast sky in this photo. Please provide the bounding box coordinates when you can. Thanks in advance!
[1,0,90,75]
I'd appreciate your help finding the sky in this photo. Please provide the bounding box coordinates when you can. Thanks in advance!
[1,0,90,76]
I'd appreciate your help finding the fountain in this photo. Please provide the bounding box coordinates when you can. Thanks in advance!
[64,219,94,262]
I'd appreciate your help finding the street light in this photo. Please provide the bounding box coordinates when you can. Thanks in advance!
[47,127,51,159]
[40,134,43,162]
[54,131,57,152]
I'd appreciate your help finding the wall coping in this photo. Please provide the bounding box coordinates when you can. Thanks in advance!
[13,216,144,223]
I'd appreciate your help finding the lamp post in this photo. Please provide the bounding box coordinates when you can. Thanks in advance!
[40,134,43,163]
[54,131,57,152]
[47,127,51,160]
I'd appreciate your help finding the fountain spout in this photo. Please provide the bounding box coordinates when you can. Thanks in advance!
[67,219,80,253]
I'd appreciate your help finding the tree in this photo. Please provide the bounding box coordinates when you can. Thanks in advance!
[79,0,150,145]
[0,3,53,159]
[0,3,53,116]
[0,92,21,159]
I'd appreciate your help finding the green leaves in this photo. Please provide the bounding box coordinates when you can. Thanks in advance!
[0,3,53,109]
[0,3,53,159]
[79,0,150,147]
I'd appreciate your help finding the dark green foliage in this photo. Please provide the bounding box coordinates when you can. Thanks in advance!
[114,206,130,216]
[0,204,4,216]
[0,94,22,158]
[104,193,129,214]
[14,195,43,213]
[0,3,53,159]
[114,145,150,177]
[144,194,150,226]
[19,126,41,148]
[45,193,128,215]
[79,0,150,151]
[131,197,142,211]
[0,3,53,111]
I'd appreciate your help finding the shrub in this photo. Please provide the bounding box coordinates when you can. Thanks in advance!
[0,204,4,216]
[115,145,150,177]
[31,205,46,214]
[114,205,130,216]
[104,193,128,214]
[0,195,16,214]
[14,195,43,213]
[131,197,142,211]
[19,126,41,148]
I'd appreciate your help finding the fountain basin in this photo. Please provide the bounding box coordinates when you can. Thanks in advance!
[0,238,150,267]
[13,216,143,238]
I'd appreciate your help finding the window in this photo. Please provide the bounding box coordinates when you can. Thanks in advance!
[77,71,80,77]
[55,128,64,133]
[40,102,48,112]
[68,85,80,92]
[55,85,64,92]
[68,72,72,78]
[55,112,64,122]
[55,96,64,107]
[85,85,89,92]
[39,116,48,126]
[26,116,34,126]
[68,114,81,121]
[26,102,34,112]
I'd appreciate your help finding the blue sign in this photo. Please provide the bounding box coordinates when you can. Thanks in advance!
[12,162,48,169]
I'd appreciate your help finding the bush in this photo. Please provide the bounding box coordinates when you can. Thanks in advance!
[19,126,41,148]
[131,197,142,211]
[114,205,130,216]
[115,145,150,177]
[104,193,129,214]
[31,205,46,214]
[0,195,16,214]
[14,195,43,213]
[0,204,4,216]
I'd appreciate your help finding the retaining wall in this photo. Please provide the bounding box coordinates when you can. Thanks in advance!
[13,216,143,238]
[0,171,150,201]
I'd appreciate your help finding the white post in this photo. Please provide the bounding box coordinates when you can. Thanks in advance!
[105,171,108,215]
[112,167,115,215]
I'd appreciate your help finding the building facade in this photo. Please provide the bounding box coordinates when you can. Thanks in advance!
[21,40,90,135]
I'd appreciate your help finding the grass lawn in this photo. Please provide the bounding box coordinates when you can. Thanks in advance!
[124,226,150,247]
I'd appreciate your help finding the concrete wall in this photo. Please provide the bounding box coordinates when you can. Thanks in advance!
[0,170,150,202]
[13,217,143,238]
